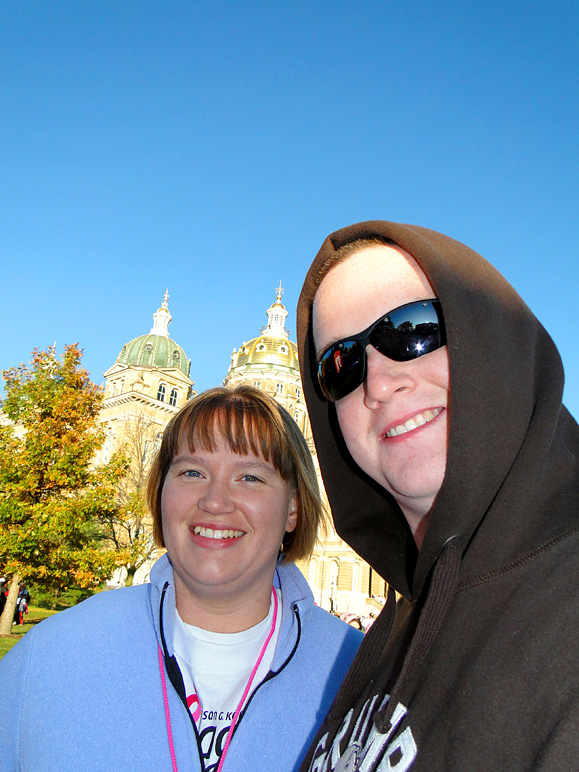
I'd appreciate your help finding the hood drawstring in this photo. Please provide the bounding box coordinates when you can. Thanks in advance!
[328,584,398,722]
[374,536,461,733]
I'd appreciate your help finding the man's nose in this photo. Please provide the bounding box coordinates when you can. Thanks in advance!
[363,345,415,408]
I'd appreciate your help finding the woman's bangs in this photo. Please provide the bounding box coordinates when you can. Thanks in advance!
[177,401,289,478]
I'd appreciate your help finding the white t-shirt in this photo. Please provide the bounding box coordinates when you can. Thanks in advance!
[173,590,281,772]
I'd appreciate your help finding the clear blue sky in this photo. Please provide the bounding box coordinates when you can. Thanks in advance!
[1,1,578,418]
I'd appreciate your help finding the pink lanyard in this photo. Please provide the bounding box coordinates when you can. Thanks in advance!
[158,587,279,772]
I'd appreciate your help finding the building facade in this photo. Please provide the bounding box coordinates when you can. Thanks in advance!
[97,292,195,585]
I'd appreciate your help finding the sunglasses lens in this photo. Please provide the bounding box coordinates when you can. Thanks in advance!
[318,340,365,402]
[317,300,446,402]
[372,302,444,361]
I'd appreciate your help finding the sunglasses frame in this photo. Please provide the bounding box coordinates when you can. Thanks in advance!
[316,298,446,402]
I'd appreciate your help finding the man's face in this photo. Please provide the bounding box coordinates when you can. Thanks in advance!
[312,244,449,541]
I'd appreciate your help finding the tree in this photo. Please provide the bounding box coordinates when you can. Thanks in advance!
[98,408,161,586]
[0,344,130,633]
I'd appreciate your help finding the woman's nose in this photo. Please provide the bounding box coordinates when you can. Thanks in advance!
[198,481,236,514]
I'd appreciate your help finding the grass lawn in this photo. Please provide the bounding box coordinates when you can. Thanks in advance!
[0,606,59,661]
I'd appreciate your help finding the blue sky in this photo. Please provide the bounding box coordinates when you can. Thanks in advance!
[1,1,578,418]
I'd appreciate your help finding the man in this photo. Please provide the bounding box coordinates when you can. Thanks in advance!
[296,220,579,771]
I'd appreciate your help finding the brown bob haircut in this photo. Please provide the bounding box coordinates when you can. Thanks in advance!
[147,385,325,563]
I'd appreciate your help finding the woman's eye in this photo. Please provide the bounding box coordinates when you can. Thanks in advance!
[182,469,202,478]
[241,474,261,483]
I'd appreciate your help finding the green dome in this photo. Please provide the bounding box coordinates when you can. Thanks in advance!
[116,334,190,376]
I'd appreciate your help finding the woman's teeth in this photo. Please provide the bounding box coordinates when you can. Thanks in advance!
[193,526,244,539]
[386,408,442,438]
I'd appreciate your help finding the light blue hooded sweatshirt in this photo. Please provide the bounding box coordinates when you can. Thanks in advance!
[0,554,361,772]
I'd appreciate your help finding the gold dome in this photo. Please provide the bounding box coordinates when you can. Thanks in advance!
[228,283,300,375]
[231,335,298,371]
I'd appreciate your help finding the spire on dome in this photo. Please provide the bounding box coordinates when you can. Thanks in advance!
[263,283,289,338]
[150,291,172,337]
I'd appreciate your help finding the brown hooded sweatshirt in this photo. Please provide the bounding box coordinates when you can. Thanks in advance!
[297,221,579,771]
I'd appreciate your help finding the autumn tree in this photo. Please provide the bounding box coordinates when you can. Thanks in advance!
[0,344,130,633]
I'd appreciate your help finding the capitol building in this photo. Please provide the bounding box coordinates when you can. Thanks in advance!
[98,287,386,618]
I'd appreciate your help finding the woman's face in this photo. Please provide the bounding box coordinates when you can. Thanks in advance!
[161,433,297,623]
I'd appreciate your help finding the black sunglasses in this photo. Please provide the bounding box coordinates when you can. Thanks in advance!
[317,299,446,402]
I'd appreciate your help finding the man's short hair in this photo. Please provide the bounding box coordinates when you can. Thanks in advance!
[147,385,326,562]
[314,236,396,289]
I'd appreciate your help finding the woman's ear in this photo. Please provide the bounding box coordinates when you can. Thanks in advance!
[285,493,298,533]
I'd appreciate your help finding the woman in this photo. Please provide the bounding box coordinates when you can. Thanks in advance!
[0,386,362,772]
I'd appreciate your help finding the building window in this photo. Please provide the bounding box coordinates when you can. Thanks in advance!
[169,388,178,406]
[276,383,284,395]
[296,387,301,399]
[329,560,339,589]
[253,381,261,388]
[352,562,360,592]
[308,558,318,587]
[157,383,166,402]
[294,411,300,423]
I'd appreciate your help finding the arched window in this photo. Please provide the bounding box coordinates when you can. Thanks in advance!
[169,388,178,406]
[308,558,318,587]
[352,562,360,592]
[103,431,114,460]
[296,387,301,399]
[157,383,166,402]
[276,383,284,395]
[329,560,339,590]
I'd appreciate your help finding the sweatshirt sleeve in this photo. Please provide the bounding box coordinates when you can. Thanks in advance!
[0,630,35,771]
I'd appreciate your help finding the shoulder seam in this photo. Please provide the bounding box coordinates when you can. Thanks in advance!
[457,525,579,592]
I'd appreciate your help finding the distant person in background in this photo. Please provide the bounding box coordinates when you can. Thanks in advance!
[340,612,363,631]
[0,386,361,772]
[361,613,375,633]
[296,220,579,771]
[13,583,30,626]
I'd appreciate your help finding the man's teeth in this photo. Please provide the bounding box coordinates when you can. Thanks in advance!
[193,526,244,539]
[386,408,442,438]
